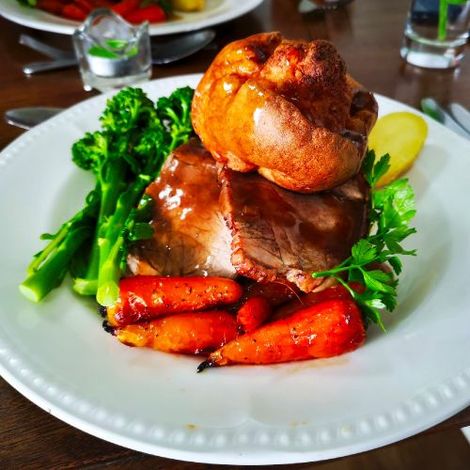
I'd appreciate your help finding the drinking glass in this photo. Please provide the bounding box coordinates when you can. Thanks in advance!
[73,9,152,92]
[400,0,470,69]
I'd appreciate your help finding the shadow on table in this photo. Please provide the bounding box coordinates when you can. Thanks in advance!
[394,62,461,108]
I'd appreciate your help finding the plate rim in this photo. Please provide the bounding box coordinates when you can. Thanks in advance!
[1,74,470,465]
[0,0,264,36]
[1,357,469,465]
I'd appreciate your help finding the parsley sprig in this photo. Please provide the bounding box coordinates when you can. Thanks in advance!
[312,150,417,330]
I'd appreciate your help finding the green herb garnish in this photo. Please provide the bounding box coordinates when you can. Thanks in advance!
[312,150,417,329]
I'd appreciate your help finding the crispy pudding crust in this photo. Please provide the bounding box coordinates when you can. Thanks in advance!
[191,32,378,193]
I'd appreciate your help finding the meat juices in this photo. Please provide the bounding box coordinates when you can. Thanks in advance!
[129,140,370,294]
[220,168,370,292]
[128,140,236,278]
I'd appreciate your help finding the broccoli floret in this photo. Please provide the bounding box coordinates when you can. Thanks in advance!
[72,131,108,173]
[157,86,194,148]
[100,88,157,134]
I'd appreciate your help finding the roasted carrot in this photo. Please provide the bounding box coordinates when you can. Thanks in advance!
[242,281,299,307]
[198,298,365,370]
[273,283,364,320]
[236,296,271,333]
[106,276,243,327]
[115,311,237,355]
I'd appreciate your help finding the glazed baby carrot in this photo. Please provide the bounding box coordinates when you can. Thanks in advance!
[242,281,299,307]
[106,276,243,327]
[198,298,365,370]
[115,310,238,355]
[273,283,364,320]
[236,296,271,333]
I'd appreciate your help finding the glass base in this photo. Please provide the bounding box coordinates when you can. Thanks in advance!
[81,68,152,93]
[400,35,466,69]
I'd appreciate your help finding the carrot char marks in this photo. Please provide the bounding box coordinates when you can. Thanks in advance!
[198,298,366,371]
[116,311,238,355]
[106,276,243,327]
[273,283,364,320]
[236,296,271,333]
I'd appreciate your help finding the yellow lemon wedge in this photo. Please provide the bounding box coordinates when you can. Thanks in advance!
[368,112,428,187]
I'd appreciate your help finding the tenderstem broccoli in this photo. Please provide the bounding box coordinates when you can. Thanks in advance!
[20,86,195,306]
[96,87,195,306]
[71,88,158,296]
[19,189,99,302]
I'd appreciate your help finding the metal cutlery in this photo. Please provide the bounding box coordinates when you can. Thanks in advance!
[7,100,470,135]
[149,30,215,64]
[5,107,63,130]
[20,34,75,60]
[23,59,79,75]
[421,98,470,139]
[20,29,216,75]
[448,102,470,135]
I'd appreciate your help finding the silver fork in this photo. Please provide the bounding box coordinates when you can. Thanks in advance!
[448,103,470,135]
[20,34,77,75]
[421,98,470,139]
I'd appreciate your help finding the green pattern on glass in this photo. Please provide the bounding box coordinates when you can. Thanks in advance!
[438,0,468,41]
[88,46,120,59]
[88,39,139,59]
[106,39,128,49]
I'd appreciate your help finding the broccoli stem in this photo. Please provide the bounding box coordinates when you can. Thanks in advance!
[94,119,192,307]
[27,222,72,276]
[96,177,150,306]
[20,190,99,302]
[20,225,92,303]
[72,278,98,296]
[96,235,124,307]
[72,163,127,295]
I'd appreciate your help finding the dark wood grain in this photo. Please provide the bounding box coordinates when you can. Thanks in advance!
[1,0,469,468]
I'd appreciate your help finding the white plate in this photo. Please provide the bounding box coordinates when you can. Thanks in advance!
[0,0,263,36]
[1,74,470,465]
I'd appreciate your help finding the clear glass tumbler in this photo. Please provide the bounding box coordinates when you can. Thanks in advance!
[400,0,470,69]
[73,8,152,92]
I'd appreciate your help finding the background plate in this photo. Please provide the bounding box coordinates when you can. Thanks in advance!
[0,74,469,465]
[0,0,263,36]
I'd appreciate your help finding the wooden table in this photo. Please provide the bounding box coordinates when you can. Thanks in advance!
[1,1,469,468]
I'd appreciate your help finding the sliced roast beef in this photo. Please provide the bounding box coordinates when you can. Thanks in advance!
[127,140,236,278]
[219,168,370,292]
[129,140,370,293]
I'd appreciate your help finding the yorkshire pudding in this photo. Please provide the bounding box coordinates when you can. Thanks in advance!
[191,32,378,192]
